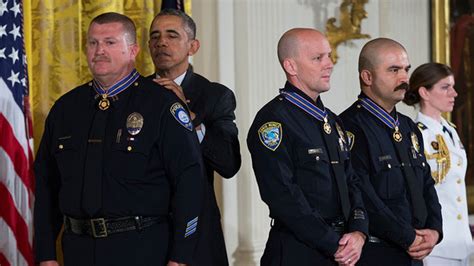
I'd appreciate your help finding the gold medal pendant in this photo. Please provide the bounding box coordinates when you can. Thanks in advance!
[98,94,110,110]
[323,117,332,134]
[393,127,402,142]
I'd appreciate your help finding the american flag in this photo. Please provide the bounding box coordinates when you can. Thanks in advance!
[0,0,35,265]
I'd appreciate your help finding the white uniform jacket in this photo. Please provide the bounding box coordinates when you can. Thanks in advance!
[416,112,474,260]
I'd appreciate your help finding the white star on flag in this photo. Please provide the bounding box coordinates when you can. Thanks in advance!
[9,24,20,41]
[0,0,8,16]
[0,24,7,38]
[10,1,20,17]
[7,70,20,87]
[8,47,19,64]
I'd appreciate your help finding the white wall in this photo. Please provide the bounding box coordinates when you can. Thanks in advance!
[192,0,431,265]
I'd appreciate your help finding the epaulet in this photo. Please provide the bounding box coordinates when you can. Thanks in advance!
[447,120,457,128]
[417,122,427,130]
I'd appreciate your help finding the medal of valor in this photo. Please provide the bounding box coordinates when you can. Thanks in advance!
[393,127,402,142]
[323,117,332,134]
[98,94,110,110]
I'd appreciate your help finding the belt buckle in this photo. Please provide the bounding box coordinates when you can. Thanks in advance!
[91,218,108,238]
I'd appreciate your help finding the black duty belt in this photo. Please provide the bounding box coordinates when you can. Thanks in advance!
[272,218,346,234]
[64,215,167,238]
[367,235,390,245]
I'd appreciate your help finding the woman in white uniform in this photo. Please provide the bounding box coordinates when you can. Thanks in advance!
[404,62,473,265]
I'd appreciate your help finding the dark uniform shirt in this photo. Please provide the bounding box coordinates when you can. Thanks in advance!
[34,73,205,265]
[339,93,443,251]
[247,82,368,265]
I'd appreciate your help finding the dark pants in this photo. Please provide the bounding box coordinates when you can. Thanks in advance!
[261,227,337,266]
[192,213,229,266]
[357,241,423,266]
[62,222,169,266]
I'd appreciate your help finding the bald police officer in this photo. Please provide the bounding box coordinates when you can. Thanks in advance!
[247,28,368,266]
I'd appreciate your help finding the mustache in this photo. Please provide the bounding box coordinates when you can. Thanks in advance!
[395,83,408,91]
[92,56,110,62]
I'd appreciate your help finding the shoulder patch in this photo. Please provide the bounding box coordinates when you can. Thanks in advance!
[170,102,193,131]
[346,131,355,151]
[417,122,427,130]
[258,122,282,151]
[447,120,457,128]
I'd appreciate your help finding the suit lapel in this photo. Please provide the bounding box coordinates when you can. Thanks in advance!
[181,67,201,110]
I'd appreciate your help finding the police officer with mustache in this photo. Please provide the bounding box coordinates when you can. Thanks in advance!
[339,38,443,266]
[34,12,205,266]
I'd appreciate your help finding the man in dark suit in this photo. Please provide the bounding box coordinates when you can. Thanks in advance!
[147,8,241,266]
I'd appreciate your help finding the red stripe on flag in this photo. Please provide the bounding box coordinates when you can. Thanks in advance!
[0,251,12,266]
[0,183,33,266]
[0,114,34,193]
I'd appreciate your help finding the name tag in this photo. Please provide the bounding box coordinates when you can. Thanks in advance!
[378,155,392,162]
[308,148,323,154]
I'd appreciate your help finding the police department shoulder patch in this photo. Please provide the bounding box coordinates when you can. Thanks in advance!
[170,102,193,131]
[258,122,282,151]
[346,131,355,151]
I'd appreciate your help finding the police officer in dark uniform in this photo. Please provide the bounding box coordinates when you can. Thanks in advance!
[147,9,241,266]
[34,12,205,266]
[339,38,443,266]
[247,28,368,266]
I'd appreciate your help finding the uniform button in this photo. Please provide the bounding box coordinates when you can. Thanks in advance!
[422,162,426,167]
[315,156,320,161]
[357,104,361,108]
[127,146,132,151]
[387,163,391,169]
[134,82,139,86]
[457,196,462,202]
[59,144,64,149]
[457,178,462,184]
[457,214,462,220]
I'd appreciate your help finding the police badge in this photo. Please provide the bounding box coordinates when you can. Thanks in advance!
[335,123,347,151]
[411,132,420,153]
[126,112,144,135]
[346,131,355,151]
[258,122,282,151]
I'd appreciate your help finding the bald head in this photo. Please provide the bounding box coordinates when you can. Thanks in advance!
[358,38,406,73]
[277,28,327,67]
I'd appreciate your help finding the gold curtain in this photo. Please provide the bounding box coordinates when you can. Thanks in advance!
[24,0,195,150]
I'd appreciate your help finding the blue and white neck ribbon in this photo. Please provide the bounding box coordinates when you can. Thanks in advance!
[281,90,332,134]
[281,91,328,122]
[358,97,399,129]
[358,97,403,141]
[93,69,140,97]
